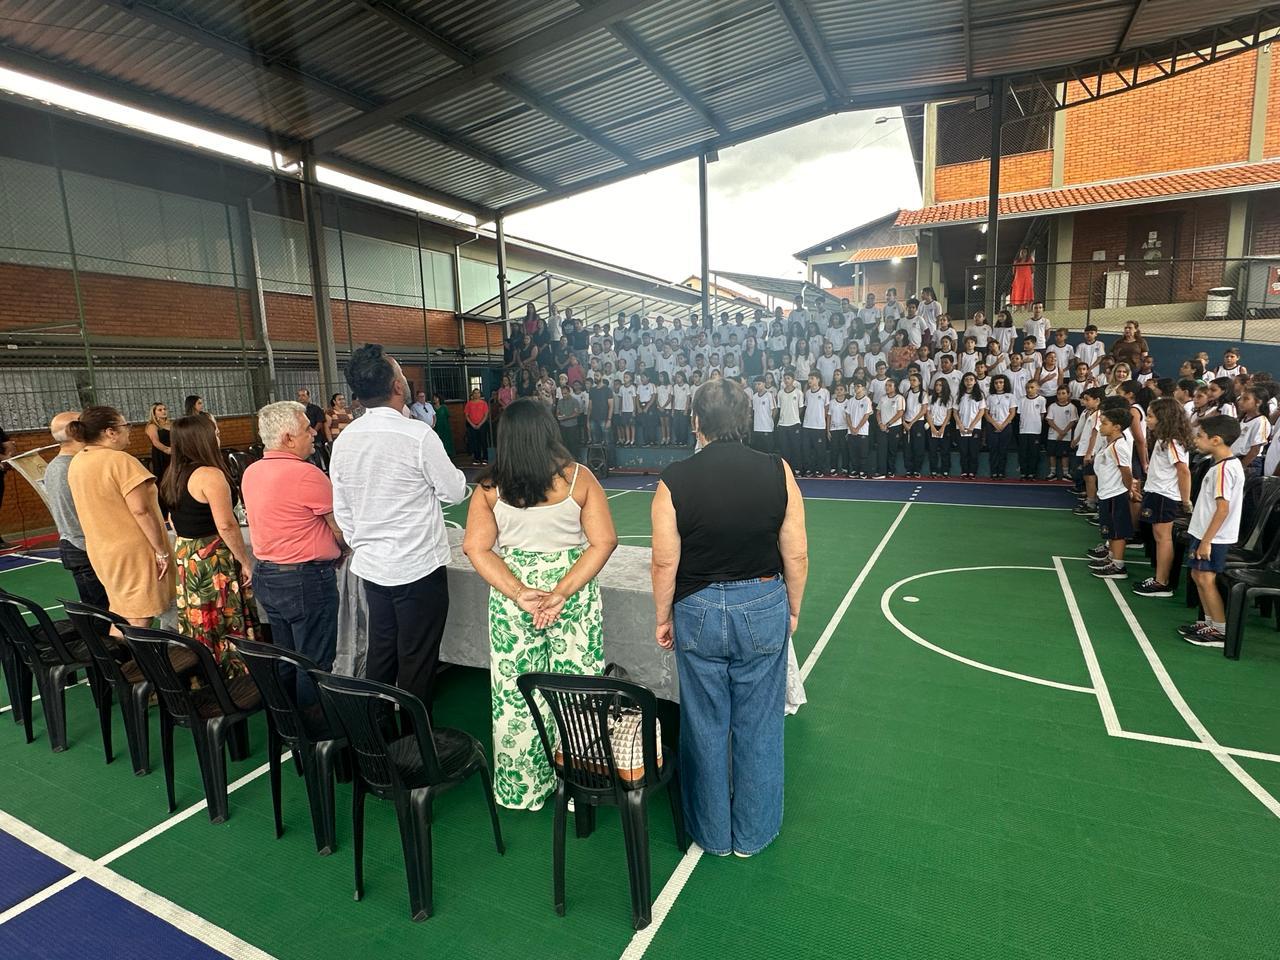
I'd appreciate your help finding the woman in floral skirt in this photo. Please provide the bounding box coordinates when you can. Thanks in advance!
[463,398,617,810]
[161,414,258,676]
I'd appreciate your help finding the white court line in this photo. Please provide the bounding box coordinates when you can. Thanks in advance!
[1053,556,1122,734]
[600,487,1072,512]
[1105,581,1280,817]
[881,566,1096,695]
[621,502,913,960]
[0,762,281,956]
[617,534,652,539]
[606,490,633,500]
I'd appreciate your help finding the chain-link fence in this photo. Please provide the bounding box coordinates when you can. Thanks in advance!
[0,148,500,433]
[949,256,1280,341]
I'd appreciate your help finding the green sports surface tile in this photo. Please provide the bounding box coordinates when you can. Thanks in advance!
[4,496,1280,959]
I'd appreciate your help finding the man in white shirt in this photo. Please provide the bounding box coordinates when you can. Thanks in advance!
[330,344,468,711]
[409,389,436,427]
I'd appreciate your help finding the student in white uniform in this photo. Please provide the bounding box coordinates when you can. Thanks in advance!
[827,383,851,476]
[984,374,1017,480]
[1045,385,1079,481]
[776,371,805,469]
[750,377,777,453]
[967,311,993,349]
[1023,302,1050,350]
[1005,353,1031,400]
[1126,398,1195,596]
[616,371,638,446]
[801,373,830,477]
[656,373,674,445]
[847,382,873,479]
[1047,328,1074,371]
[874,378,905,478]
[1232,385,1271,475]
[901,371,929,479]
[958,337,981,375]
[1016,379,1047,480]
[1088,407,1136,580]
[1075,325,1105,377]
[926,379,954,477]
[954,372,986,479]
[671,372,692,446]
[1073,387,1106,514]
[815,344,840,387]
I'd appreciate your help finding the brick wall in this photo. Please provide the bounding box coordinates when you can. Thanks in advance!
[1062,53,1257,185]
[859,260,918,301]
[1068,197,1231,309]
[1,413,257,537]
[1251,200,1280,255]
[934,150,1053,202]
[0,262,461,350]
[1268,58,1280,161]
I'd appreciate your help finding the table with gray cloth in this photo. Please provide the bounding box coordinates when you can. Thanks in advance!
[332,529,806,710]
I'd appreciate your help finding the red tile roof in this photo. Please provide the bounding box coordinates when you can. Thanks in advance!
[845,243,918,264]
[895,161,1280,227]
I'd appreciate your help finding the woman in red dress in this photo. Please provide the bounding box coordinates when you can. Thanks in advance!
[1010,246,1035,310]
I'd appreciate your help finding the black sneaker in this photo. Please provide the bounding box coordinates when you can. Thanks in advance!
[1088,555,1114,569]
[1182,624,1225,648]
[1132,578,1173,598]
[1091,562,1127,579]
[1086,514,1100,526]
[1178,621,1211,637]
[1124,539,1144,550]
[1086,543,1110,559]
[1073,504,1097,516]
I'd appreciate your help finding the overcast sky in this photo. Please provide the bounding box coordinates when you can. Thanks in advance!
[507,109,923,284]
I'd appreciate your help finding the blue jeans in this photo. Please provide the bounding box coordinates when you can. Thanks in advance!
[673,577,788,856]
[253,560,340,705]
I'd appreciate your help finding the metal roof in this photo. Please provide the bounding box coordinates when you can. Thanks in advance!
[467,271,701,326]
[3,1,1278,220]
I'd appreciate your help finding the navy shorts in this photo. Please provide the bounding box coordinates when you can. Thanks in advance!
[617,412,634,425]
[1186,535,1230,573]
[1082,461,1095,477]
[1140,492,1183,525]
[1098,492,1134,541]
[1046,439,1070,457]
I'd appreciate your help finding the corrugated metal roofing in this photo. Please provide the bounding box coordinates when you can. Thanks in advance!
[1,0,1275,219]
[894,160,1280,226]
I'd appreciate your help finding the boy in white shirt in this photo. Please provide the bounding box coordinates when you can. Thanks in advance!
[815,343,840,387]
[750,378,777,453]
[1047,328,1074,371]
[1023,301,1050,349]
[1016,379,1048,480]
[1089,408,1136,580]
[898,299,926,348]
[1045,385,1079,481]
[874,379,906,479]
[801,373,830,477]
[847,382,873,479]
[1179,416,1246,647]
[1074,324,1104,377]
[827,383,852,476]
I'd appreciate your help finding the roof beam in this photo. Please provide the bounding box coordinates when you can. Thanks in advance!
[602,19,730,136]
[352,0,639,164]
[1117,0,1151,52]
[962,0,974,81]
[772,0,847,108]
[295,0,656,161]
[98,0,557,192]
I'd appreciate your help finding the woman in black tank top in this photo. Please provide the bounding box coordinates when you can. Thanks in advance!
[651,379,809,858]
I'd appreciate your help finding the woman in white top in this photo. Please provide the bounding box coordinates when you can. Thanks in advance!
[464,399,618,811]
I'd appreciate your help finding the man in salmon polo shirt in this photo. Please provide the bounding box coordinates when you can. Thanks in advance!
[241,400,347,702]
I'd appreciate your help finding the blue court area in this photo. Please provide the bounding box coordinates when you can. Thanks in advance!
[0,830,70,911]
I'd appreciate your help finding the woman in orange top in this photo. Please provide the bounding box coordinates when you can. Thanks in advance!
[464,388,491,466]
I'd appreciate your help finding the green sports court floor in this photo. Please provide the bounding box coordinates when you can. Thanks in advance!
[3,482,1280,959]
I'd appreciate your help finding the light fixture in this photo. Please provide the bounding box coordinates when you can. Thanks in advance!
[891,257,902,264]
[979,223,988,234]
[975,253,985,262]
[971,284,979,291]
[972,274,980,281]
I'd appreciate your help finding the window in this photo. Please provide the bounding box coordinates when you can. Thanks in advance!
[936,89,1056,166]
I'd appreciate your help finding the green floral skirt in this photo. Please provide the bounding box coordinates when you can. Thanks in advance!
[174,534,258,678]
[489,546,603,810]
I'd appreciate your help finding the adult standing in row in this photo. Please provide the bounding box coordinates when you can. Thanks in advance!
[297,388,328,467]
[463,398,616,810]
[144,402,172,486]
[66,406,175,628]
[44,412,109,609]
[163,414,258,677]
[242,401,345,701]
[1110,321,1148,371]
[330,344,467,712]
[651,379,808,858]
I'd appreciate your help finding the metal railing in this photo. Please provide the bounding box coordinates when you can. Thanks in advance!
[954,256,1280,342]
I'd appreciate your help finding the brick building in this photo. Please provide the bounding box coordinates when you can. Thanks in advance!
[796,45,1280,339]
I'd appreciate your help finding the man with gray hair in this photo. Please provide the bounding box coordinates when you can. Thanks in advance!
[44,411,109,609]
[241,400,346,701]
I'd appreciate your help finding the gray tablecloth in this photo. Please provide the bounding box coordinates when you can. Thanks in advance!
[333,529,806,710]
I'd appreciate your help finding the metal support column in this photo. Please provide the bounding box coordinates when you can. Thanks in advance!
[48,115,94,400]
[698,153,711,331]
[496,213,511,336]
[241,198,277,402]
[300,156,340,396]
[414,214,433,390]
[452,241,468,389]
[985,78,1005,320]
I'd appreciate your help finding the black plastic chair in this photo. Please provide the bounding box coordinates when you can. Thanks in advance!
[121,625,262,822]
[62,600,198,775]
[0,616,26,727]
[516,672,687,931]
[1221,536,1280,659]
[235,637,346,854]
[309,671,504,922]
[0,590,101,752]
